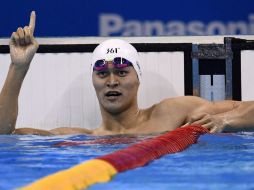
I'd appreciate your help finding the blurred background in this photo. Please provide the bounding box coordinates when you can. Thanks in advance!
[0,0,254,129]
[0,0,253,37]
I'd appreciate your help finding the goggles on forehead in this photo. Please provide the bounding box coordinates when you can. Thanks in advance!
[93,57,133,71]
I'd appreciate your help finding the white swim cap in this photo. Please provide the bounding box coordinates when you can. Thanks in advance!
[91,39,141,81]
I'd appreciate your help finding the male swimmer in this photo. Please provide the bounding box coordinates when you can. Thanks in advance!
[0,12,254,136]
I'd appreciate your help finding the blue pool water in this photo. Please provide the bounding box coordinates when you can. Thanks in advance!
[0,132,254,190]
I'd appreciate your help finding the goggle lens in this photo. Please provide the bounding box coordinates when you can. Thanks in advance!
[94,60,107,71]
[93,57,133,71]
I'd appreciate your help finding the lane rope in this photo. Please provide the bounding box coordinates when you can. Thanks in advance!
[19,125,208,190]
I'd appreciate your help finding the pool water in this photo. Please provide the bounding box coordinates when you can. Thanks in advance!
[0,132,254,190]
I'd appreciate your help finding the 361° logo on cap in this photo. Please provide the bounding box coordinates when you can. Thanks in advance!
[106,48,120,54]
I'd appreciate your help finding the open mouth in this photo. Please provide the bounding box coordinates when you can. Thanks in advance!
[105,91,122,98]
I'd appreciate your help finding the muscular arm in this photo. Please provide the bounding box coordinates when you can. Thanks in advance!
[188,98,254,132]
[0,11,38,134]
[0,65,30,134]
[211,101,254,132]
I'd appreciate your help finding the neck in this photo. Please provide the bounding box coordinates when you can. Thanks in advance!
[100,104,141,133]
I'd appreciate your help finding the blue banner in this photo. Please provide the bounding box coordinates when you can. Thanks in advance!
[0,0,253,37]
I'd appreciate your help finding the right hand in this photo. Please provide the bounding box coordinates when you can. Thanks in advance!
[185,113,226,133]
[9,11,39,68]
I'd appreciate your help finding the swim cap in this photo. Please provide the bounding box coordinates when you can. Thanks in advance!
[91,39,141,81]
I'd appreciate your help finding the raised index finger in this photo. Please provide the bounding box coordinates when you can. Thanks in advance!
[29,11,36,35]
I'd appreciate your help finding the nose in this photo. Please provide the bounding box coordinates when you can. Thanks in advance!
[106,73,119,88]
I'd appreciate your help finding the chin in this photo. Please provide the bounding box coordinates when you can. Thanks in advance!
[99,95,124,113]
[103,103,125,114]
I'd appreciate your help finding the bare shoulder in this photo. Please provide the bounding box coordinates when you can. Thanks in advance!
[146,96,207,120]
[154,96,208,112]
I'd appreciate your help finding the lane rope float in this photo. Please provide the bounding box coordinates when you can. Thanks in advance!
[19,125,208,190]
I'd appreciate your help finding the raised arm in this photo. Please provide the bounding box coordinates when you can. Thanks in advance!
[0,11,39,134]
[187,99,254,133]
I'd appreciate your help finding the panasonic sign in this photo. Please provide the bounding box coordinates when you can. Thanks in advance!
[100,13,254,36]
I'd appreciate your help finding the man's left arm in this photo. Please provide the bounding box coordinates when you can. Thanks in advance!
[187,100,254,133]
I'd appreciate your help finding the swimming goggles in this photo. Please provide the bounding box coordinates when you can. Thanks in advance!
[93,57,133,71]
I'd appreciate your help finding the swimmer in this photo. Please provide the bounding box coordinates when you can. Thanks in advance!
[0,11,254,135]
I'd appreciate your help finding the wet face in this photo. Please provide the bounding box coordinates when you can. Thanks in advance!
[92,63,139,114]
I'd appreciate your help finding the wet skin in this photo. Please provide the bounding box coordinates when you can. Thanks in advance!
[12,63,254,135]
[3,12,254,135]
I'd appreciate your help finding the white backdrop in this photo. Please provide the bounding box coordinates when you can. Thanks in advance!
[241,50,254,101]
[0,52,184,130]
